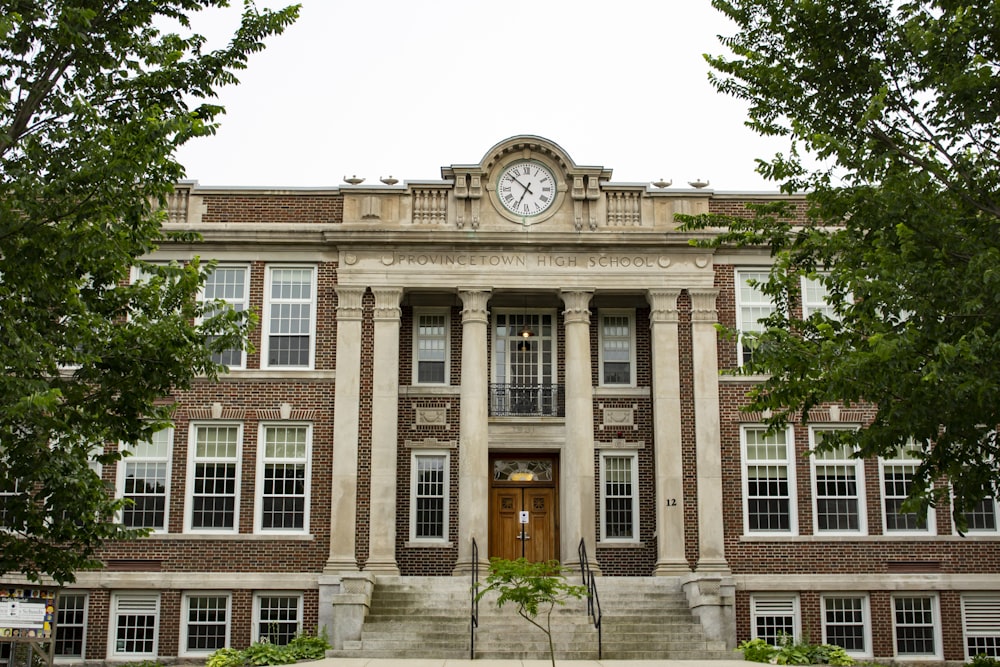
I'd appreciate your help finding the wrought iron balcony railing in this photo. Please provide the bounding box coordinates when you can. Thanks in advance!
[489,383,564,417]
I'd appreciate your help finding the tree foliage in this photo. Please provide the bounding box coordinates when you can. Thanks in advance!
[0,0,298,583]
[475,558,588,667]
[679,0,1000,524]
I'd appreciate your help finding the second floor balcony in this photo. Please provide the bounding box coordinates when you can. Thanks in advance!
[489,383,564,417]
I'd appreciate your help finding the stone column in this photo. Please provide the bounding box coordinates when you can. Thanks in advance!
[365,287,403,574]
[454,288,491,575]
[326,285,366,573]
[647,289,689,574]
[690,288,730,573]
[559,289,599,572]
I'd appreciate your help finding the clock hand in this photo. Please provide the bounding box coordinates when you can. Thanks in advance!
[515,183,531,208]
[511,176,534,196]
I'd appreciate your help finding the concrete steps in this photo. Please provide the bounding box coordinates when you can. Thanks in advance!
[327,575,732,660]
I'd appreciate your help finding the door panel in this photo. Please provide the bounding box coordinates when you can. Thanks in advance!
[489,486,556,562]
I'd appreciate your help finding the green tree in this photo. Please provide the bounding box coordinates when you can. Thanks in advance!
[0,0,298,583]
[679,0,1000,525]
[475,558,588,667]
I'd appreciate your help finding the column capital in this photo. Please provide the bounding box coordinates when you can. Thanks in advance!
[335,285,366,321]
[646,289,681,324]
[689,288,720,322]
[371,287,403,321]
[559,289,594,325]
[458,288,491,325]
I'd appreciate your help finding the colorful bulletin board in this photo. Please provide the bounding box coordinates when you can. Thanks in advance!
[0,587,57,640]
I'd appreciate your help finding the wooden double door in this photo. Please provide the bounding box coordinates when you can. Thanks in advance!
[488,455,559,562]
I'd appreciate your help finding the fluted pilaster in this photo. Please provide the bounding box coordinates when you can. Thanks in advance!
[366,287,404,574]
[690,288,729,573]
[647,289,689,574]
[326,286,367,572]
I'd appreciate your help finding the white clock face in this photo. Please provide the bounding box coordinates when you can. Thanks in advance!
[496,160,556,217]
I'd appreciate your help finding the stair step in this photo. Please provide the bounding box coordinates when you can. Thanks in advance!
[335,575,731,661]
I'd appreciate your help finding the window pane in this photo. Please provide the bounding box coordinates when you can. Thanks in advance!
[753,596,797,646]
[191,425,239,530]
[261,426,308,531]
[965,497,998,532]
[894,596,936,655]
[824,597,866,653]
[415,455,445,539]
[55,594,87,657]
[815,464,860,531]
[257,596,300,645]
[202,267,247,366]
[186,596,228,652]
[603,456,635,539]
[267,268,313,367]
[601,314,631,385]
[883,465,926,531]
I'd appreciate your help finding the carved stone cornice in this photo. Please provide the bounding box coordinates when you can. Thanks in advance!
[646,289,681,324]
[335,286,366,321]
[559,290,594,325]
[371,287,403,321]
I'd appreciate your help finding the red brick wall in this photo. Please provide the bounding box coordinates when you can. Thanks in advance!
[200,194,343,224]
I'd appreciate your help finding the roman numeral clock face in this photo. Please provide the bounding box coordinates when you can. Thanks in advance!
[496,160,556,218]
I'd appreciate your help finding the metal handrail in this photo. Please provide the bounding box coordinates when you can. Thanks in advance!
[488,383,564,417]
[578,538,603,659]
[470,537,479,660]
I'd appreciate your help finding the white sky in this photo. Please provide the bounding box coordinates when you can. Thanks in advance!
[175,0,790,191]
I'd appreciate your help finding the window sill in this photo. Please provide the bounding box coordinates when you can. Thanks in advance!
[138,533,316,541]
[597,541,644,548]
[401,385,461,396]
[404,541,453,548]
[738,534,997,542]
[594,386,649,398]
[214,369,336,380]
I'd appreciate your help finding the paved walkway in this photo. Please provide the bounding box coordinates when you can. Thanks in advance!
[312,659,748,667]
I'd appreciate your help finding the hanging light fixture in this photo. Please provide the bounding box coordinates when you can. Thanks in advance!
[518,296,535,339]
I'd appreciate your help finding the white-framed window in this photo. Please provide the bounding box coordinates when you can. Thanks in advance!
[256,424,311,533]
[410,451,449,542]
[742,426,797,535]
[961,496,999,534]
[821,594,871,658]
[118,428,172,531]
[181,593,231,655]
[253,593,302,645]
[263,265,316,369]
[200,265,249,369]
[413,309,449,384]
[880,442,934,534]
[54,592,88,659]
[810,428,865,534]
[0,477,21,530]
[186,423,242,533]
[751,594,800,645]
[801,274,840,320]
[600,452,639,542]
[109,592,159,658]
[599,310,635,386]
[892,594,942,659]
[736,269,776,367]
[963,594,1000,658]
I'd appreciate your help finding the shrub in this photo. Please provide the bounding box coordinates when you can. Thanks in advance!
[206,633,331,667]
[737,634,854,666]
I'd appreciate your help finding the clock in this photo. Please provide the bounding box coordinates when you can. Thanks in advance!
[496,160,557,217]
